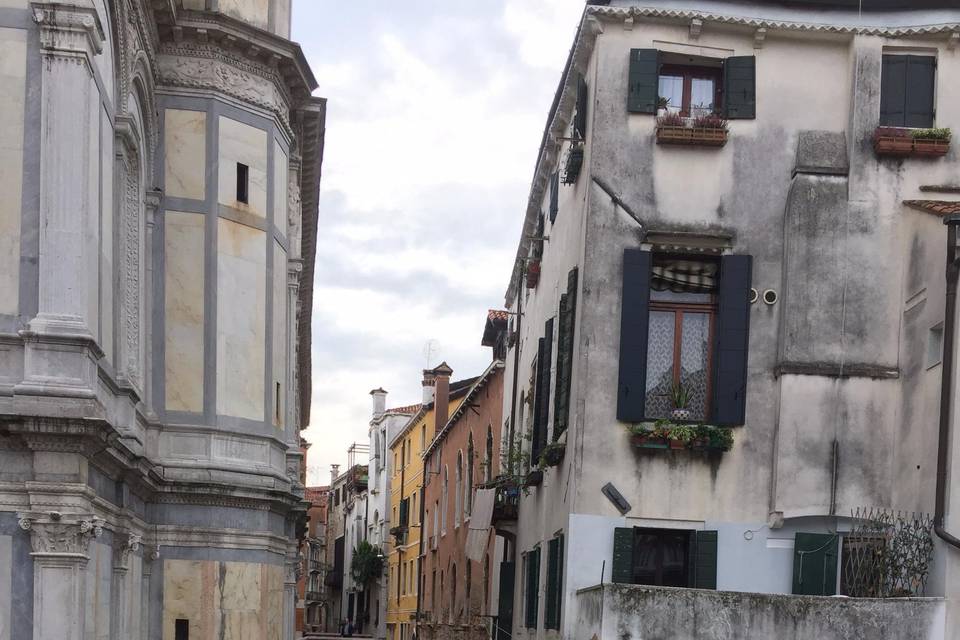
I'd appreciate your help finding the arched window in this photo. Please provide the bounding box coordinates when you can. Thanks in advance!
[439,570,445,618]
[466,435,474,517]
[450,563,458,623]
[485,426,494,482]
[483,554,490,614]
[465,560,472,617]
[455,451,463,528]
[441,466,448,535]
[373,510,380,545]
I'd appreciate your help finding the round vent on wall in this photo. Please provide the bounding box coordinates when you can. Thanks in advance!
[749,288,759,304]
[763,289,778,305]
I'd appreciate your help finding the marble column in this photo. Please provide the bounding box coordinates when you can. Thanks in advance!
[17,3,105,399]
[111,532,141,640]
[285,553,302,640]
[17,512,103,640]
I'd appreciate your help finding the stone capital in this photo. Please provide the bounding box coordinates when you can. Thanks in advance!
[17,511,103,558]
[113,532,142,570]
[31,2,104,62]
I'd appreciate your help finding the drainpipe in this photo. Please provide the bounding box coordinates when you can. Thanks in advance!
[936,216,960,550]
[508,267,523,475]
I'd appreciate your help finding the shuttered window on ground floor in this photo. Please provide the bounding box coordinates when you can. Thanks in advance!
[612,527,717,589]
[524,547,541,629]
[545,535,564,629]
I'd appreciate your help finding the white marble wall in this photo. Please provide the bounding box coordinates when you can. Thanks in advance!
[0,535,10,640]
[216,218,265,421]
[0,28,25,317]
[218,116,267,217]
[272,140,286,233]
[84,541,112,640]
[99,108,114,363]
[272,242,286,429]
[165,211,205,413]
[218,0,269,30]
[165,109,206,200]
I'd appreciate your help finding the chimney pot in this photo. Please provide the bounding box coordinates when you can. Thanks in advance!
[422,369,437,404]
[433,363,452,432]
[370,387,387,419]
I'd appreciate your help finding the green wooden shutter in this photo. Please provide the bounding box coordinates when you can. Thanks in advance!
[574,74,588,139]
[525,548,540,629]
[554,268,579,440]
[880,54,907,127]
[617,250,652,422]
[549,172,559,223]
[612,527,634,584]
[532,320,553,463]
[712,255,753,426]
[723,56,756,119]
[545,538,561,629]
[496,562,514,640]
[694,531,718,589]
[627,49,659,114]
[792,533,838,596]
[905,55,936,128]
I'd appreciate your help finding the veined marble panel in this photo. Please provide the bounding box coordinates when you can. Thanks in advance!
[164,109,207,200]
[217,219,265,421]
[164,212,205,413]
[272,140,287,232]
[272,243,286,429]
[0,29,26,316]
[274,0,291,38]
[182,0,204,8]
[0,535,9,640]
[162,560,217,640]
[218,116,267,218]
[211,435,269,465]
[84,541,111,640]
[99,107,114,363]
[219,0,269,30]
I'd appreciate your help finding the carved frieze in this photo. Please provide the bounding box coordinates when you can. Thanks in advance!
[117,149,143,392]
[18,511,104,557]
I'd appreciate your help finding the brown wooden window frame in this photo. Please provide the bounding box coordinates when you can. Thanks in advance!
[658,64,723,118]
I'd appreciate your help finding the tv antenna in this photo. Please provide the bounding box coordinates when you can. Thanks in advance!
[423,339,439,368]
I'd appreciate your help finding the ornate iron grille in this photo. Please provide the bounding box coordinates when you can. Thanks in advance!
[841,508,934,598]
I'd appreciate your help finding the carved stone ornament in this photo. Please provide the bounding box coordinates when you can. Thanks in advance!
[32,3,105,59]
[114,532,143,568]
[18,511,104,556]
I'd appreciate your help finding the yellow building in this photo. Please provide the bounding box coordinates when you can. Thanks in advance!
[386,363,475,640]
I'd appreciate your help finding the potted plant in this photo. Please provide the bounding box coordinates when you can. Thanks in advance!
[563,142,584,184]
[526,260,540,288]
[912,127,952,156]
[656,113,728,147]
[707,427,734,452]
[541,442,566,467]
[668,424,696,450]
[627,423,668,449]
[657,96,670,117]
[670,382,691,421]
[524,468,543,487]
[873,126,915,155]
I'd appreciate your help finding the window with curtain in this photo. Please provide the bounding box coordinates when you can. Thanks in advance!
[658,64,721,117]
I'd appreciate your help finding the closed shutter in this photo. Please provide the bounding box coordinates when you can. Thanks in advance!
[905,55,936,128]
[574,74,588,139]
[611,527,634,584]
[496,562,514,640]
[711,254,753,426]
[723,56,756,119]
[532,319,553,463]
[627,49,659,114]
[554,268,578,439]
[545,537,561,629]
[617,249,652,422]
[694,530,718,589]
[549,172,559,223]
[792,533,838,596]
[399,499,408,526]
[525,548,540,629]
[880,54,907,126]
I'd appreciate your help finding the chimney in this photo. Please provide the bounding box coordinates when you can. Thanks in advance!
[422,369,436,405]
[370,387,387,419]
[432,362,453,431]
[330,464,340,486]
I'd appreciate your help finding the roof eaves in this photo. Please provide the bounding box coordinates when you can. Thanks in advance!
[423,361,505,458]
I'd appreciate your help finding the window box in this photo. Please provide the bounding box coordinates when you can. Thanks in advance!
[563,144,584,184]
[627,422,733,453]
[526,260,541,288]
[656,125,728,147]
[541,442,565,467]
[874,127,950,157]
[630,434,669,449]
[524,469,543,487]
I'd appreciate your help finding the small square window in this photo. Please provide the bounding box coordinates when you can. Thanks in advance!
[928,323,944,368]
[175,619,189,640]
[236,162,249,204]
[880,53,936,129]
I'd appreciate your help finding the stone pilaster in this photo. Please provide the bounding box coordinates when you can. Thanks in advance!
[111,532,141,640]
[285,553,301,640]
[18,3,106,400]
[17,511,104,640]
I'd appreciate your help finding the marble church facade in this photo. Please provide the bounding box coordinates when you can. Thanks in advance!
[0,1,324,639]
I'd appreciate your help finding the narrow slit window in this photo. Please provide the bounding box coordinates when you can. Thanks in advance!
[236,162,249,204]
[175,619,189,640]
[275,382,282,423]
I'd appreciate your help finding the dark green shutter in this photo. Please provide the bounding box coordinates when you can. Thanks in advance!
[549,172,559,223]
[723,56,756,119]
[545,538,561,629]
[574,74,588,139]
[792,533,838,596]
[905,56,936,128]
[532,320,553,463]
[880,54,907,127]
[554,268,578,440]
[612,527,634,584]
[525,548,540,629]
[399,498,409,526]
[617,249,652,422]
[711,255,753,426]
[628,49,659,114]
[694,531,718,589]
[496,562,514,640]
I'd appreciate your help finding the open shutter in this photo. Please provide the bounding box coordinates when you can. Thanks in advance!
[792,533,838,596]
[574,74,588,139]
[525,549,540,629]
[627,49,659,114]
[496,562,514,640]
[545,538,560,629]
[880,54,907,127]
[905,55,936,129]
[617,249,652,422]
[694,531,718,589]
[554,268,578,439]
[611,527,634,584]
[711,255,753,426]
[549,172,559,223]
[532,320,553,463]
[723,56,756,120]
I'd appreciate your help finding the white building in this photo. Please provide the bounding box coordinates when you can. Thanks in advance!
[501,1,960,639]
[0,1,324,639]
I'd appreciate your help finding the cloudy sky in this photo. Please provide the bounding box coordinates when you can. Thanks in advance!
[292,0,585,485]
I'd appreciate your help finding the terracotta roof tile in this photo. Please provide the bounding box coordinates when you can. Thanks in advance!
[904,200,960,216]
[387,403,421,415]
[488,309,509,322]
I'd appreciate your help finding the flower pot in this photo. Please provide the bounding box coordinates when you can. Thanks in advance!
[671,408,691,421]
[691,437,709,451]
[526,261,541,288]
[542,443,565,467]
[913,139,950,156]
[874,136,916,156]
[630,434,668,449]
[524,469,543,487]
[669,439,686,450]
[563,148,584,184]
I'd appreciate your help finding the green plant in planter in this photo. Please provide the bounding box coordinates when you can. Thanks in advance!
[912,127,952,141]
[707,427,734,451]
[350,540,384,586]
[669,425,696,445]
[670,383,690,409]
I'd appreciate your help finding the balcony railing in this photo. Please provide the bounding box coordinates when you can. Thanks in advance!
[305,590,324,602]
[485,477,520,523]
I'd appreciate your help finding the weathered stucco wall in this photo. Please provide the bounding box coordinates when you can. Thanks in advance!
[577,584,946,640]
